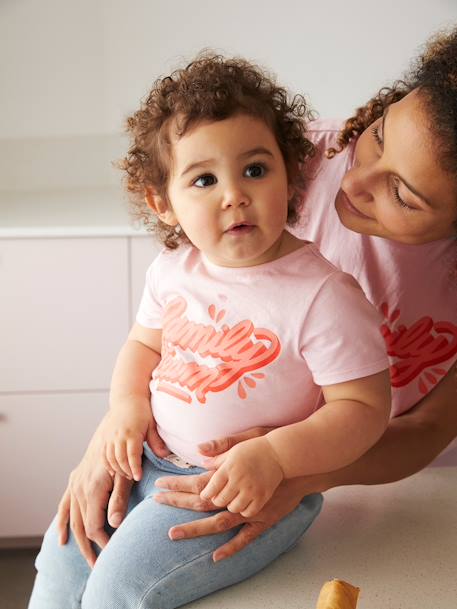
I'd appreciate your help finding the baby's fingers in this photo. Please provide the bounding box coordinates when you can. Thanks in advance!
[127,437,143,482]
[211,484,239,508]
[200,470,228,501]
[226,493,252,515]
[105,443,125,478]
[114,441,133,479]
[240,498,264,518]
[101,450,115,478]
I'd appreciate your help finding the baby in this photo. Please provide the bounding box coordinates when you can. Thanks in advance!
[101,53,391,517]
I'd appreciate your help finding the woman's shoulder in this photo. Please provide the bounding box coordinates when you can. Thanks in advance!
[304,118,355,181]
[307,117,345,135]
[307,118,346,148]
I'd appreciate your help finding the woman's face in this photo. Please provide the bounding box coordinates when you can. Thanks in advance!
[335,89,457,244]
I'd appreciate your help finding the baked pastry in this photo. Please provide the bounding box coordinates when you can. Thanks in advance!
[316,579,360,609]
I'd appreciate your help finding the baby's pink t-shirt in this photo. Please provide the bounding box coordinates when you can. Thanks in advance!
[137,243,388,466]
[292,119,457,417]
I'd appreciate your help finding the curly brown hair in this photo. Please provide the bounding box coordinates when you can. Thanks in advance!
[119,52,315,248]
[327,27,457,176]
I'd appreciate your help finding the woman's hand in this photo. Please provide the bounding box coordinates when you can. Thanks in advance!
[155,472,328,561]
[154,425,328,560]
[57,411,170,567]
[57,462,132,568]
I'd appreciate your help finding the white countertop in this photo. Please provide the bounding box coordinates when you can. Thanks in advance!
[186,466,457,609]
[0,133,144,238]
[0,187,150,238]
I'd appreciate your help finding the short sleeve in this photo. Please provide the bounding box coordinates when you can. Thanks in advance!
[135,258,163,329]
[301,271,389,386]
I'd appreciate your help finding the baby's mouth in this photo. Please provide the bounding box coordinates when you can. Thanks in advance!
[225,222,255,235]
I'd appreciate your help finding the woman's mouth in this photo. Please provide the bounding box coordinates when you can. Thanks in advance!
[337,190,373,220]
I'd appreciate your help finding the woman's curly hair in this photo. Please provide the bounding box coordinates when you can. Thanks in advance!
[327,26,457,177]
[118,52,315,248]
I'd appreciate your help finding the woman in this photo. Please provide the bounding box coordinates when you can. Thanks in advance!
[30,27,457,607]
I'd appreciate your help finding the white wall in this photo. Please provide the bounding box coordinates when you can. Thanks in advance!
[1,0,457,141]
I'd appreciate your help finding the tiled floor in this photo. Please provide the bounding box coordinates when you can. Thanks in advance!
[0,548,38,609]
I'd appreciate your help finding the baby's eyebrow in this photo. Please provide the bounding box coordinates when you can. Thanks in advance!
[180,158,215,178]
[238,146,274,159]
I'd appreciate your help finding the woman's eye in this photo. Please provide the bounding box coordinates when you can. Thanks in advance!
[391,178,416,211]
[193,174,217,188]
[370,125,383,147]
[244,164,266,178]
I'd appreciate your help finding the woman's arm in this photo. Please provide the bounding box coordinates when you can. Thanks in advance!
[321,362,457,486]
[154,364,457,559]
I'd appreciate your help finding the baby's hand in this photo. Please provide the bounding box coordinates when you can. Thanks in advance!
[199,436,284,517]
[101,402,153,482]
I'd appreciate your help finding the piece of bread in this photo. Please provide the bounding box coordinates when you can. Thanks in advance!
[316,579,360,609]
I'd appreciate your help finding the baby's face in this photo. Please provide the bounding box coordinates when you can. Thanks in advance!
[165,114,291,267]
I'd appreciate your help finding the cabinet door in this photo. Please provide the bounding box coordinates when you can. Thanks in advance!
[0,392,109,537]
[130,236,162,324]
[0,238,129,392]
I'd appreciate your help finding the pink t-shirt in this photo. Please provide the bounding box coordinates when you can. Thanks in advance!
[137,243,388,466]
[292,119,457,417]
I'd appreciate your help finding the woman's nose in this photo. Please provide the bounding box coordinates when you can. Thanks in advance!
[341,165,375,204]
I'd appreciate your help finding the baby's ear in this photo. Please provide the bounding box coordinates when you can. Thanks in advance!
[144,186,178,226]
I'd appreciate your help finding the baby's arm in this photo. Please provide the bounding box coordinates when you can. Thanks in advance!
[201,369,390,515]
[101,322,162,481]
[263,369,391,477]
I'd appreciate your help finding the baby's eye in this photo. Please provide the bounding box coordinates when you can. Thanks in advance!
[244,164,266,178]
[193,174,217,188]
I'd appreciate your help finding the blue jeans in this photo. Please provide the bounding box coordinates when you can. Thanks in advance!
[28,448,323,609]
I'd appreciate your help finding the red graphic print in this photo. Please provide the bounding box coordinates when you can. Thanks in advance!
[155,297,281,404]
[380,302,457,394]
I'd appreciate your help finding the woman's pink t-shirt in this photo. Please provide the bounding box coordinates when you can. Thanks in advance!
[292,119,457,417]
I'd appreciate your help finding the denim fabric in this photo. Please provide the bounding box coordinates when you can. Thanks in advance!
[28,448,323,609]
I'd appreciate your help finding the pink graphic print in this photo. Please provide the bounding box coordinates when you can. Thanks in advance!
[380,302,457,394]
[155,296,281,404]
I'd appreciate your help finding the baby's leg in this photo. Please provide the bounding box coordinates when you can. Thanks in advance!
[29,451,322,609]
[27,515,92,609]
[81,452,323,609]
[27,469,149,609]
[28,451,165,609]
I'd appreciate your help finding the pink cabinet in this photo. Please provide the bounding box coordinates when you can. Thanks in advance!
[0,235,146,539]
[0,236,161,541]
[0,393,108,537]
[0,237,129,393]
